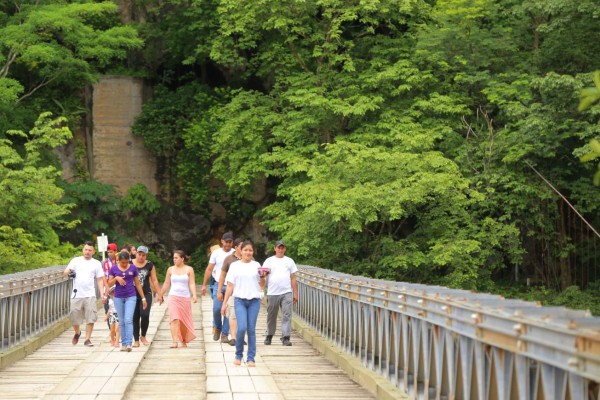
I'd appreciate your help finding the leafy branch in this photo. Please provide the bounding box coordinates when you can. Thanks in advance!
[578,71,600,184]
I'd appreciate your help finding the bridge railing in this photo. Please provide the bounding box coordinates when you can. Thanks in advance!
[0,267,72,352]
[296,265,600,400]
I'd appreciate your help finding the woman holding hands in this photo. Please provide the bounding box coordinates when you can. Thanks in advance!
[108,251,147,352]
[221,240,266,366]
[158,250,197,348]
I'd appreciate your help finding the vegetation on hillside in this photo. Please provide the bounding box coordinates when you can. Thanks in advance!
[1,0,599,312]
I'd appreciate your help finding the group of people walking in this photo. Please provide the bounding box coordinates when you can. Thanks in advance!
[202,232,298,366]
[64,242,195,351]
[63,232,299,367]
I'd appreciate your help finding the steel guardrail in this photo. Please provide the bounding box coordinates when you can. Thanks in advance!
[0,267,72,352]
[2,264,599,399]
[295,265,600,400]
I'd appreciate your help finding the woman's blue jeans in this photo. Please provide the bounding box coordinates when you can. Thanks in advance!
[114,295,137,347]
[234,297,261,362]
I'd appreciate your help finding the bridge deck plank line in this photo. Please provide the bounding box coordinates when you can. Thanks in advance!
[208,298,375,400]
[0,299,166,399]
[123,296,206,399]
[0,292,376,400]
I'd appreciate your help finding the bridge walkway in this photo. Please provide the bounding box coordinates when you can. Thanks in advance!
[0,294,375,400]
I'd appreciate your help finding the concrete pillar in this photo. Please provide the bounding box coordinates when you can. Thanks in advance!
[91,76,157,195]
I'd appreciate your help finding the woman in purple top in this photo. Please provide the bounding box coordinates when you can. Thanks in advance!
[108,251,147,351]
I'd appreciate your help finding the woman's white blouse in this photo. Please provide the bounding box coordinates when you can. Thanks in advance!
[225,260,264,300]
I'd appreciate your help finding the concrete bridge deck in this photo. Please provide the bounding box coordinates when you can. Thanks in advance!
[0,295,376,400]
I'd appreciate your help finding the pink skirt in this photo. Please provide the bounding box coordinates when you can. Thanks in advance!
[167,295,197,343]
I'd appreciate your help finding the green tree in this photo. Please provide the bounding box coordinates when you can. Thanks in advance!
[0,226,77,274]
[121,183,161,231]
[129,0,600,293]
[262,141,520,288]
[58,178,121,245]
[514,0,600,74]
[132,83,211,206]
[578,71,600,184]
[134,0,221,82]
[0,112,78,272]
[201,0,524,288]
[0,0,143,133]
[0,112,75,238]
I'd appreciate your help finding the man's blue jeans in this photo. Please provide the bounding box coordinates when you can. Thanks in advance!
[211,282,229,335]
[234,297,261,362]
[114,295,137,347]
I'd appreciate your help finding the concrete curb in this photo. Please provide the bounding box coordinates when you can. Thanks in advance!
[0,317,71,370]
[292,316,410,400]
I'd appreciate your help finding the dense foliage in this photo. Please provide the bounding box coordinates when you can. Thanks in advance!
[0,0,142,272]
[0,112,78,272]
[131,0,600,291]
[1,0,600,314]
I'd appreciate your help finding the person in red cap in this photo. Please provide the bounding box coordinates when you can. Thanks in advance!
[102,243,118,329]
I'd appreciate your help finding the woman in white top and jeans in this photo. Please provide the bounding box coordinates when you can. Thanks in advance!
[222,240,266,366]
[158,250,197,348]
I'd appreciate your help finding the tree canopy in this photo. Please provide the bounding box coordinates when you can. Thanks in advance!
[2,0,600,297]
[0,0,142,272]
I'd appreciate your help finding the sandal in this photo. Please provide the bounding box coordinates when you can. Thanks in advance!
[133,341,140,348]
[170,343,178,348]
[140,337,150,346]
[247,361,256,367]
[233,358,241,366]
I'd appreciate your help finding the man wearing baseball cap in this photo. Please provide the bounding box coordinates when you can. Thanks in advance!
[262,240,298,346]
[201,231,234,342]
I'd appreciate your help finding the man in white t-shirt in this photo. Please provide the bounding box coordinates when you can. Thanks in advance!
[201,231,234,341]
[63,241,107,347]
[263,240,298,346]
